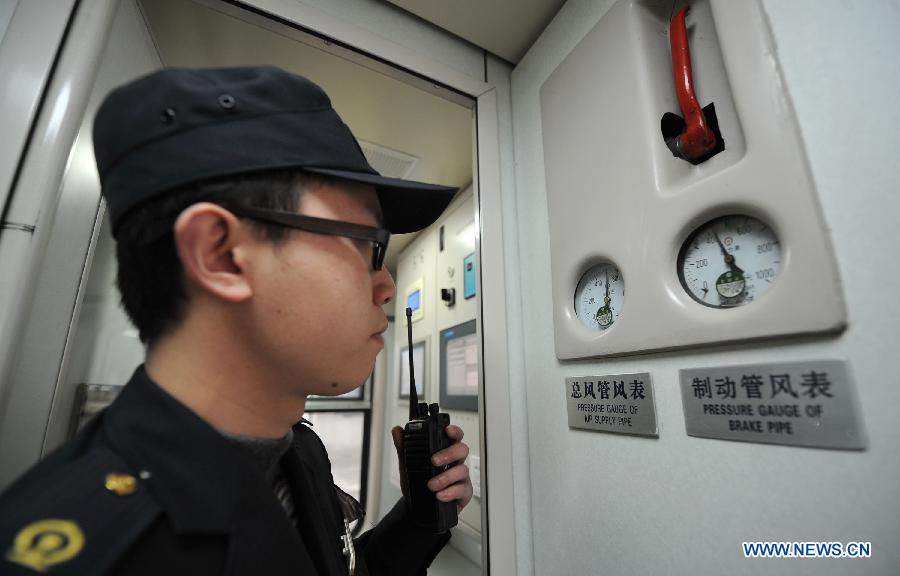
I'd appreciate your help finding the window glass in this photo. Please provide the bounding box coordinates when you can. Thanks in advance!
[302,411,366,501]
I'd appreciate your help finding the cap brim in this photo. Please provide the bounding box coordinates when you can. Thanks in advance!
[303,167,457,234]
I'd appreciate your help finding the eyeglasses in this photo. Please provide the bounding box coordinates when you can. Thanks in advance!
[227,205,391,271]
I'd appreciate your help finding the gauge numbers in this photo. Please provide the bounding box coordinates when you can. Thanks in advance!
[679,215,781,308]
[574,263,624,331]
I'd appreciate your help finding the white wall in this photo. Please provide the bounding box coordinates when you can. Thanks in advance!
[509,0,899,574]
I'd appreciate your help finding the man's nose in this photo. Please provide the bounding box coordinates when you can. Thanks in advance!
[373,267,396,306]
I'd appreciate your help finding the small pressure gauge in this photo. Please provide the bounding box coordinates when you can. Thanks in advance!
[574,262,624,331]
[678,215,781,308]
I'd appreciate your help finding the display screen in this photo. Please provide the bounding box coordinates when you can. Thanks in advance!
[407,289,421,312]
[445,333,479,396]
[463,253,476,299]
[439,319,479,411]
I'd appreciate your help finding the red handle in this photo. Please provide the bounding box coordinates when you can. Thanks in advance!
[669,5,717,161]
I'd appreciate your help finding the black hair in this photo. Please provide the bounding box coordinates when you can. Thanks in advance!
[114,169,326,344]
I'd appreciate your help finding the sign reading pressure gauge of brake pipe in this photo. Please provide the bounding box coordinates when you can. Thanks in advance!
[678,215,781,308]
[574,262,624,331]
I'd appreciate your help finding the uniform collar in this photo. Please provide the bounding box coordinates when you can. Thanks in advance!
[103,365,259,534]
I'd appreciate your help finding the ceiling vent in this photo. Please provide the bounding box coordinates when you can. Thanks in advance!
[358,140,420,179]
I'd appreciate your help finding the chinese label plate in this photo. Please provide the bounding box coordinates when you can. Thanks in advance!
[680,360,866,450]
[566,372,658,437]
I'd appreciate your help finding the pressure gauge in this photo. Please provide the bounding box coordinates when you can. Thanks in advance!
[678,215,781,308]
[574,262,624,331]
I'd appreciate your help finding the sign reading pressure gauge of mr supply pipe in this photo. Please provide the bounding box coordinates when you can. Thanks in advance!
[566,372,658,437]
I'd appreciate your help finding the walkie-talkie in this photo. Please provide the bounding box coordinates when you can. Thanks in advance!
[402,307,458,533]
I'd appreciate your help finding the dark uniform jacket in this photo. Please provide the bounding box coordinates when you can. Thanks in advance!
[0,367,450,575]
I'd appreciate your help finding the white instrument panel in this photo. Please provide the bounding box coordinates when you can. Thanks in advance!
[540,0,845,359]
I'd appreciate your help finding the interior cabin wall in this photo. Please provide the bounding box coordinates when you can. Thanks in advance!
[509,0,899,574]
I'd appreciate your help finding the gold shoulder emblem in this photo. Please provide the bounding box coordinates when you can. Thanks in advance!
[6,519,85,572]
[105,473,137,496]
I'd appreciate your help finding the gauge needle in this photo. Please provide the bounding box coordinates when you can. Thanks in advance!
[604,270,611,307]
[714,233,744,275]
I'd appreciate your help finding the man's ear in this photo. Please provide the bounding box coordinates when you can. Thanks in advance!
[173,203,254,303]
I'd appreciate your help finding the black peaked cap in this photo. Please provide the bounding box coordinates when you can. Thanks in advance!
[93,66,457,236]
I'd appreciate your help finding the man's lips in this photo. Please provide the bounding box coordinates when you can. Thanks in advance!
[371,324,389,342]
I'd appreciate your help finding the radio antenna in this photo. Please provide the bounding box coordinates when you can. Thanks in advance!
[406,307,417,420]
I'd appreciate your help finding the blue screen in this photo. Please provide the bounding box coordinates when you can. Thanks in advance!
[463,253,476,299]
[407,289,421,311]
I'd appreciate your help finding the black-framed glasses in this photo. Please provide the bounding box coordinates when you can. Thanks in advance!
[227,205,391,271]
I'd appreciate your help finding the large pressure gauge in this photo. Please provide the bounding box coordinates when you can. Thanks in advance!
[574,262,624,331]
[678,215,781,308]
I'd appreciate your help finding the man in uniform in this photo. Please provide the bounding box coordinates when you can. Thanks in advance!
[0,66,473,574]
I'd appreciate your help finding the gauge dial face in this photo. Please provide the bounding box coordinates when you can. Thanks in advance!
[574,263,624,331]
[679,215,781,308]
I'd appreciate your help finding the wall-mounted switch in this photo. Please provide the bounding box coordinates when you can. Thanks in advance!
[441,287,456,308]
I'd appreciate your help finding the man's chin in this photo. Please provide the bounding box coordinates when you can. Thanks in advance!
[318,376,369,397]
